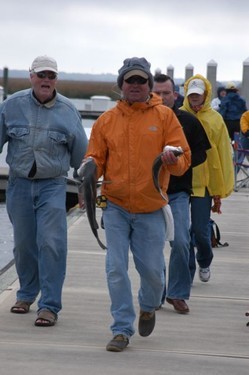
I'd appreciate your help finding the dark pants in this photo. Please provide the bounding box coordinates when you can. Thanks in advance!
[224,119,240,140]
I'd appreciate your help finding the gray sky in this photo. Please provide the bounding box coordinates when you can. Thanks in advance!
[1,0,248,80]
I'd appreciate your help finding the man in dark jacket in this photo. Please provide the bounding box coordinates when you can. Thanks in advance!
[219,82,247,140]
[153,74,211,313]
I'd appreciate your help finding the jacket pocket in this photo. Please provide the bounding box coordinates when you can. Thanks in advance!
[48,131,68,144]
[7,126,30,139]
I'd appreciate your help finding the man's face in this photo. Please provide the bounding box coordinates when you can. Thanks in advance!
[30,70,57,103]
[153,80,176,109]
[122,75,150,103]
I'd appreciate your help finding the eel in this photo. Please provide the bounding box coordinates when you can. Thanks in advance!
[78,158,107,250]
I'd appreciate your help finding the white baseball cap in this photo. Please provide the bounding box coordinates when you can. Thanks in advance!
[187,79,205,96]
[30,55,58,73]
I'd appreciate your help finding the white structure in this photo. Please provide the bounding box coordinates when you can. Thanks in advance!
[90,95,112,111]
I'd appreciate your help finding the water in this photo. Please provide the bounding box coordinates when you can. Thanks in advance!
[0,203,14,273]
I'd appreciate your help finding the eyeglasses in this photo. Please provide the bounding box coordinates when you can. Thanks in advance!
[36,71,57,80]
[124,76,148,85]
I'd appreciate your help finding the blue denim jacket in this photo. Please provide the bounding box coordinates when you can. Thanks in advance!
[0,89,88,178]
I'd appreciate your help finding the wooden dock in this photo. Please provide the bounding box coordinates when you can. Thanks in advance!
[0,188,249,374]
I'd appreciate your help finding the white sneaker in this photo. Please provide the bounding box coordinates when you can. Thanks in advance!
[199,267,210,282]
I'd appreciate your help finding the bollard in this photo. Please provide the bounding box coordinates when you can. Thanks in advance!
[0,85,4,103]
[3,67,8,100]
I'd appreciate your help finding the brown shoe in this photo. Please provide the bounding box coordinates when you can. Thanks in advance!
[166,298,189,314]
[106,334,129,352]
[138,310,156,337]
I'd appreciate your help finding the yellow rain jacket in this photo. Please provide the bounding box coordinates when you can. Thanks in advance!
[86,93,191,213]
[181,74,234,198]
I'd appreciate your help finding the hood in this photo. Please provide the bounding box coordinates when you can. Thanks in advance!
[217,86,226,99]
[182,74,212,114]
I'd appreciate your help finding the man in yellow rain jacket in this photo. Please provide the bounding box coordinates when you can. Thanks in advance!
[181,74,234,283]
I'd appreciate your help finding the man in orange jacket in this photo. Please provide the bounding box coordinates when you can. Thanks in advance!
[83,57,191,352]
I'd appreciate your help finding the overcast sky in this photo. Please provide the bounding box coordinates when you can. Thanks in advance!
[1,0,248,81]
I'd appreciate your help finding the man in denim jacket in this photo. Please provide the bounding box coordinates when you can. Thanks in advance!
[0,55,88,326]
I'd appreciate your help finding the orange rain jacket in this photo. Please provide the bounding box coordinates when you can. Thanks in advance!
[240,110,249,135]
[86,93,191,213]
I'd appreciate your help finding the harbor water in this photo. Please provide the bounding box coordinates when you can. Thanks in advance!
[0,203,14,273]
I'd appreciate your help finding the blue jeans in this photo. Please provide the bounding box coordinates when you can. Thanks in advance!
[189,193,213,281]
[102,201,166,338]
[166,191,192,300]
[6,176,67,314]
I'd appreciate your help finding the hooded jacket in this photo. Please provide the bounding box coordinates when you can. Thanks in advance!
[86,93,191,213]
[219,91,247,121]
[240,110,249,136]
[211,86,226,111]
[181,74,234,198]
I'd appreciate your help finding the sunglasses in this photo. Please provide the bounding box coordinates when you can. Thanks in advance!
[124,76,148,85]
[36,71,57,80]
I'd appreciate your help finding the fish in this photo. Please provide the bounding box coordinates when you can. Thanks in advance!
[152,146,183,201]
[152,154,167,201]
[78,158,107,250]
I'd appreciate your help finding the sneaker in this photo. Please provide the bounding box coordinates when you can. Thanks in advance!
[199,267,210,282]
[106,334,129,352]
[138,310,156,337]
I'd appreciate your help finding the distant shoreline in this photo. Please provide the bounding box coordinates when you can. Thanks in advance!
[0,77,120,101]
